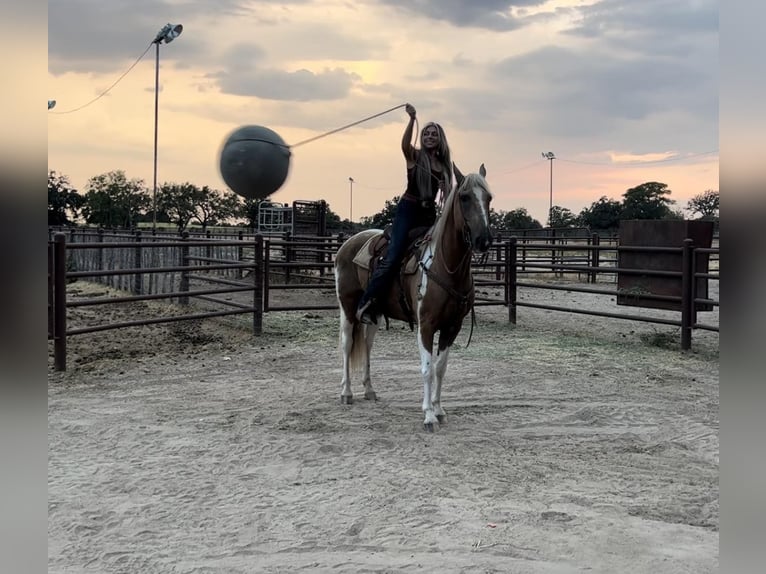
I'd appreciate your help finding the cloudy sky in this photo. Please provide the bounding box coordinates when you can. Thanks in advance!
[48,0,718,224]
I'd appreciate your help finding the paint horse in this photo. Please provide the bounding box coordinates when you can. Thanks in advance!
[333,165,493,430]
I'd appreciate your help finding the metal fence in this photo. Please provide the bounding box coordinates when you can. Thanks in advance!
[49,229,719,371]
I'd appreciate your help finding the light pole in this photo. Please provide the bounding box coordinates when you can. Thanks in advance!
[348,177,354,222]
[541,151,555,227]
[151,23,183,231]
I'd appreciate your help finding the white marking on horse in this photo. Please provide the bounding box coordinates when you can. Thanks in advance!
[418,241,436,300]
[417,329,438,426]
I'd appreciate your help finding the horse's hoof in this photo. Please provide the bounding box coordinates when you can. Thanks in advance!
[423,423,434,433]
[436,414,446,424]
[364,391,378,401]
[340,396,353,405]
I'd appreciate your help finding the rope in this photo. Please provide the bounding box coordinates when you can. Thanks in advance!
[49,43,154,115]
[223,103,408,154]
[290,103,408,148]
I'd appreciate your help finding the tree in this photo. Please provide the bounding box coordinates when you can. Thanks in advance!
[214,190,245,226]
[187,187,241,229]
[360,196,400,230]
[686,189,719,219]
[48,171,85,225]
[82,171,150,228]
[156,182,199,232]
[621,181,675,220]
[578,196,623,231]
[548,205,578,228]
[494,208,542,230]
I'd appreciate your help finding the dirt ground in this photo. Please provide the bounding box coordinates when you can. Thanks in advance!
[48,280,719,573]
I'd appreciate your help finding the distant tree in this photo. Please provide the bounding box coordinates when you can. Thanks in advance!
[215,190,245,226]
[190,186,242,230]
[578,196,623,231]
[48,170,85,225]
[156,182,199,232]
[686,189,719,219]
[82,170,150,229]
[495,208,542,230]
[360,196,400,230]
[548,205,578,228]
[488,207,503,230]
[325,208,344,232]
[621,181,675,220]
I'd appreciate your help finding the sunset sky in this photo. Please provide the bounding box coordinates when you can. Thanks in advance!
[47,0,718,225]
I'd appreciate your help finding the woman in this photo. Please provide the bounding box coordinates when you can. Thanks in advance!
[356,103,456,324]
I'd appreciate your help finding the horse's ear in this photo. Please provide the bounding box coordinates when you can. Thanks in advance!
[479,163,486,178]
[453,163,465,187]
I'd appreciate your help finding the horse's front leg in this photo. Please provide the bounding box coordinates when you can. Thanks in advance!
[432,345,450,424]
[418,327,437,431]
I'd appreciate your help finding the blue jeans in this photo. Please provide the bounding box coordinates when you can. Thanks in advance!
[359,196,435,309]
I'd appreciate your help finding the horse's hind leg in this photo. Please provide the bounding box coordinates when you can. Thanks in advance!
[339,311,354,405]
[362,323,378,401]
[432,346,450,423]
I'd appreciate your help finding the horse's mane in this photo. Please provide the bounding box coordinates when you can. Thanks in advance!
[432,173,488,245]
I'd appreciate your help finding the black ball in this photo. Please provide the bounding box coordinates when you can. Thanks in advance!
[219,125,291,200]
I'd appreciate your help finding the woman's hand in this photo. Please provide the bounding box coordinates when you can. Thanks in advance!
[405,103,417,119]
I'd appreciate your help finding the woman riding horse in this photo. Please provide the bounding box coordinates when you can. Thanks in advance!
[355,103,456,324]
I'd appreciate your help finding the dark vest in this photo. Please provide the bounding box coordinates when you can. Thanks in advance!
[403,165,441,204]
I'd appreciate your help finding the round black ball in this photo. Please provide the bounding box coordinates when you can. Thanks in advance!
[219,125,291,200]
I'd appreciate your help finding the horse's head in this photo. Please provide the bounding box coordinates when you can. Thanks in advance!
[454,164,493,253]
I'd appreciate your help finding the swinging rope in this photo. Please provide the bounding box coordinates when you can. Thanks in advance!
[225,103,408,155]
[291,103,407,148]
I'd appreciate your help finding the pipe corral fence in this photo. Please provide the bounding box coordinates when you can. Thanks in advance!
[48,228,719,371]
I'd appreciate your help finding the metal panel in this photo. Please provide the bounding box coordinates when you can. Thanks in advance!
[617,220,713,311]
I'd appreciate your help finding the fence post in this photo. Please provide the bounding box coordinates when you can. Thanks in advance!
[206,229,212,262]
[97,228,105,285]
[133,230,143,294]
[53,233,67,371]
[520,236,527,272]
[263,239,271,312]
[237,230,244,279]
[284,230,292,284]
[48,242,54,339]
[590,233,600,284]
[680,238,694,350]
[495,235,502,281]
[507,237,517,324]
[318,237,326,277]
[253,234,264,335]
[179,231,190,305]
[549,228,556,277]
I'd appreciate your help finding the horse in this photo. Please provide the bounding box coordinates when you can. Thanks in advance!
[333,164,494,431]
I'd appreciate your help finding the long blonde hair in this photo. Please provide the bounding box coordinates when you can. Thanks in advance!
[414,122,453,203]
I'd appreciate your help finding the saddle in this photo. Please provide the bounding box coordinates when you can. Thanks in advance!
[351,225,432,330]
[352,224,431,275]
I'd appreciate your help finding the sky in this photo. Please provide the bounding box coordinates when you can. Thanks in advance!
[47,0,719,225]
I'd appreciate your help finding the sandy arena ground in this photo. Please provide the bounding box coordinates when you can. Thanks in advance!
[48,280,719,573]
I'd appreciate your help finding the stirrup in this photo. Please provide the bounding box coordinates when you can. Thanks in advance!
[355,300,377,325]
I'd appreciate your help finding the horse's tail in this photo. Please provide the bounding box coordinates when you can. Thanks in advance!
[338,318,367,373]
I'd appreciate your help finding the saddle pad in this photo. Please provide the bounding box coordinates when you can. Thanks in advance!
[352,235,378,270]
